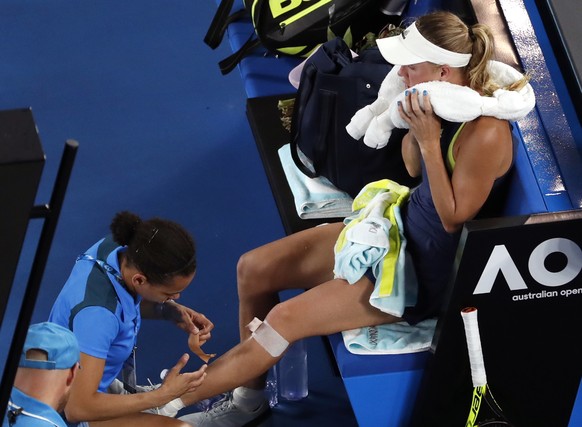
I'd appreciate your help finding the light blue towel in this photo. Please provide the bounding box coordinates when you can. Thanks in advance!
[342,318,437,355]
[334,212,392,285]
[334,242,386,284]
[277,143,353,219]
[334,185,412,317]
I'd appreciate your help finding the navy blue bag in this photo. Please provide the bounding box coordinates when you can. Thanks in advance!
[289,37,420,198]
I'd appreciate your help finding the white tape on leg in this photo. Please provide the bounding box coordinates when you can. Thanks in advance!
[246,317,289,357]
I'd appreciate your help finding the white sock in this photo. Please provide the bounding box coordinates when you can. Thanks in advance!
[168,398,185,410]
[232,387,264,412]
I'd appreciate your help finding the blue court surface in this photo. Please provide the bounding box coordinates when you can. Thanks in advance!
[2,1,582,426]
[0,1,357,426]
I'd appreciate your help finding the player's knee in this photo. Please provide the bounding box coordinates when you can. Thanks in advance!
[237,250,276,298]
[237,251,259,295]
[266,300,296,327]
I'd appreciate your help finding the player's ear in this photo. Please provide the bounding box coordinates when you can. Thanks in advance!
[439,64,452,81]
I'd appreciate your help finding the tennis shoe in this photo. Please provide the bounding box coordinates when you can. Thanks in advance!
[107,378,127,395]
[178,393,269,427]
[107,378,161,394]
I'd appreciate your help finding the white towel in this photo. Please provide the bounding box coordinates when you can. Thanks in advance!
[278,143,353,219]
[346,60,536,149]
[342,318,437,355]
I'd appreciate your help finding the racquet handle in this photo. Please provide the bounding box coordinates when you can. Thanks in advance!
[461,307,487,387]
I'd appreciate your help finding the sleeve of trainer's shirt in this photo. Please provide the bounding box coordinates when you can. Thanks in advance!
[73,306,119,359]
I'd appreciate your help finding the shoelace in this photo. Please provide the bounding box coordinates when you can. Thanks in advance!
[146,378,160,391]
[135,378,161,393]
[204,393,232,413]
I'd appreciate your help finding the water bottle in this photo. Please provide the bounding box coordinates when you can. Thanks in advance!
[264,365,278,407]
[278,339,308,400]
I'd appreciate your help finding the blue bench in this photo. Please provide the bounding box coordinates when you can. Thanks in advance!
[220,0,582,425]
[324,127,559,427]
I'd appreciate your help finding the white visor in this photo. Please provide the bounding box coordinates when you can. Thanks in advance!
[377,22,471,67]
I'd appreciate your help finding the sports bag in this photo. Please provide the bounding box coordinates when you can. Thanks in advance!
[289,37,420,198]
[205,0,380,75]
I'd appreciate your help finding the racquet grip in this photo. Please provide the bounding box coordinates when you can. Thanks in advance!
[461,307,487,387]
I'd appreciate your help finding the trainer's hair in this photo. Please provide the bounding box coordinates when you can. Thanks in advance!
[110,211,196,284]
[415,11,529,96]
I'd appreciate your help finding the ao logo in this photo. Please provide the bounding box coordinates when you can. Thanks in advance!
[474,237,582,294]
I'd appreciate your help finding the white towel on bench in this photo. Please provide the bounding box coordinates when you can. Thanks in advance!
[278,143,353,219]
[342,318,437,355]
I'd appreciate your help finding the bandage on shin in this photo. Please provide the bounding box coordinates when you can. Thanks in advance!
[246,318,289,357]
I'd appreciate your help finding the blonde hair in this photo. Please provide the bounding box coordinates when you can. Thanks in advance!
[415,11,529,96]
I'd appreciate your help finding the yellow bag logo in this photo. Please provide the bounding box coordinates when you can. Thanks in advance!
[269,0,303,19]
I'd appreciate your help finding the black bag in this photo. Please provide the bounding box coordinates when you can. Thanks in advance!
[205,0,381,75]
[289,37,420,198]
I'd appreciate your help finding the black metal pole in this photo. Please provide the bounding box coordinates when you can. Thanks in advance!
[0,139,78,417]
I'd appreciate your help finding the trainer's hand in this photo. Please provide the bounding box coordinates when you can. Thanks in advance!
[165,301,214,339]
[188,332,216,363]
[189,310,214,343]
[159,354,207,401]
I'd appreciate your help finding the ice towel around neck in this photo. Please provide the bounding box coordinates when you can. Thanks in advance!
[345,60,536,149]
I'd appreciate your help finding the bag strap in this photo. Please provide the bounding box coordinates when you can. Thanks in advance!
[218,34,262,75]
[289,62,319,178]
[289,38,353,177]
[204,0,249,49]
[312,91,336,175]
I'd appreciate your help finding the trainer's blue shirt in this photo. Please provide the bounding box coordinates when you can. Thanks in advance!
[3,388,66,427]
[49,236,141,392]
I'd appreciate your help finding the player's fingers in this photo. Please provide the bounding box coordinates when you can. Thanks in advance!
[409,88,423,114]
[422,90,433,115]
[398,101,410,123]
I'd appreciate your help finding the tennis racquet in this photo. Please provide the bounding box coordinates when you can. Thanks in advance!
[461,307,515,427]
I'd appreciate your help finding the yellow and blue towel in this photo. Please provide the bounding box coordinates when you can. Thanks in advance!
[334,179,411,317]
[334,179,438,354]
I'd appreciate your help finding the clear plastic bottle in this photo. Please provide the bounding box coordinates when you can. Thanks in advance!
[278,339,308,400]
[264,365,278,407]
